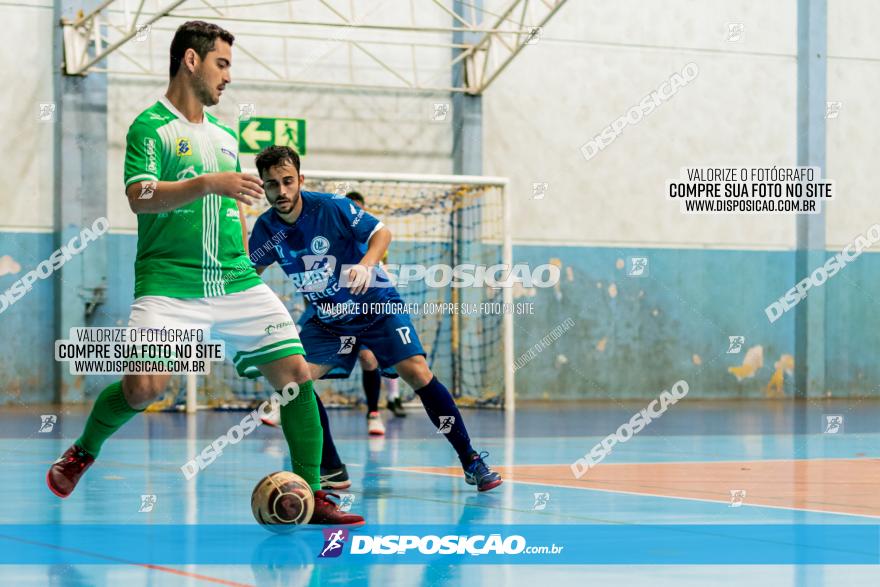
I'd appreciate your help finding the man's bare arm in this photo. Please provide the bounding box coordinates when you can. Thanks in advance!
[126,172,264,214]
[360,226,392,268]
[347,226,392,295]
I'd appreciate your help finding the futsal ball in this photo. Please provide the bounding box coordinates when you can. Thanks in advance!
[251,471,315,532]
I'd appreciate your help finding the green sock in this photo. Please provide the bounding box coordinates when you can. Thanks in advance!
[279,380,323,492]
[76,381,141,457]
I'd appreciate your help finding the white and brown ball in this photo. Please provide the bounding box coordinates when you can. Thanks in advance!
[251,471,315,533]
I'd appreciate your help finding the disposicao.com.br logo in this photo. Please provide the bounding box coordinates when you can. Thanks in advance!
[333,533,564,557]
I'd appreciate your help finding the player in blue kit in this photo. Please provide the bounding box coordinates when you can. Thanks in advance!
[249,145,503,492]
[345,191,407,428]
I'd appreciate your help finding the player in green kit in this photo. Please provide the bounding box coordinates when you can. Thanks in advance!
[46,20,362,525]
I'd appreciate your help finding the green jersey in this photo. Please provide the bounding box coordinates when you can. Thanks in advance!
[123,97,262,298]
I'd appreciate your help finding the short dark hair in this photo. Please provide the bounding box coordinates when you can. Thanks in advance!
[169,21,235,78]
[345,191,365,206]
[255,145,301,177]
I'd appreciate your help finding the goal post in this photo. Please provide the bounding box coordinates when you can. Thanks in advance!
[178,170,513,412]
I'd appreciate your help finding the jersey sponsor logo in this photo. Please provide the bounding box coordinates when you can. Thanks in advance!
[289,256,335,291]
[264,320,294,335]
[226,208,238,218]
[220,147,236,160]
[144,137,157,173]
[175,137,192,157]
[177,165,197,180]
[349,203,358,215]
[160,208,194,218]
[310,236,330,255]
[337,336,356,355]
[351,207,365,228]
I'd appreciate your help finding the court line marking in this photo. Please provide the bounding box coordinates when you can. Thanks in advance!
[384,463,880,521]
[0,533,254,587]
[481,456,880,467]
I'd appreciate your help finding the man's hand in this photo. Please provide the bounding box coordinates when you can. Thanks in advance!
[205,172,264,205]
[347,264,372,295]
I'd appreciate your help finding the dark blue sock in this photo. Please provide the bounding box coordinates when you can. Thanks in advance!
[362,369,381,413]
[315,393,343,469]
[414,376,475,468]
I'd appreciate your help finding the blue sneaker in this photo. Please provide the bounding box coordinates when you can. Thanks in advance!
[464,451,503,492]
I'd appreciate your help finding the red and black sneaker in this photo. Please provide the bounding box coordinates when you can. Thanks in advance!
[308,490,366,526]
[46,444,95,498]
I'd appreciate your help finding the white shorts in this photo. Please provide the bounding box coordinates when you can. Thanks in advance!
[128,283,303,378]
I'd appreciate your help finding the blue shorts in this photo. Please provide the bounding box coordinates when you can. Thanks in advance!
[298,313,425,380]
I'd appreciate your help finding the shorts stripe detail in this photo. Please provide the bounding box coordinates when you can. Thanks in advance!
[233,340,304,366]
[233,342,306,378]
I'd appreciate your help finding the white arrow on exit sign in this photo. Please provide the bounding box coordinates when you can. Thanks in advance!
[240,120,271,151]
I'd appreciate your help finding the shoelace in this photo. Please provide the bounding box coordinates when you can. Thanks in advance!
[469,451,492,476]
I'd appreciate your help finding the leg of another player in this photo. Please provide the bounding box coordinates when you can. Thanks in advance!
[385,377,406,417]
[394,356,502,492]
[257,355,364,525]
[306,362,353,490]
[359,349,385,436]
[46,374,171,498]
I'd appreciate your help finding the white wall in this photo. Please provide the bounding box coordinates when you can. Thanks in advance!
[0,0,55,230]
[484,0,798,249]
[826,0,880,248]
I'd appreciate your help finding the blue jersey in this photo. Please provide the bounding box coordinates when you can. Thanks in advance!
[249,191,400,325]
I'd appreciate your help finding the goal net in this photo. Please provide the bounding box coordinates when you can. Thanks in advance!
[150,171,512,412]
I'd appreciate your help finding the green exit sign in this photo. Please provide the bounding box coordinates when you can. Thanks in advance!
[238,116,306,155]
